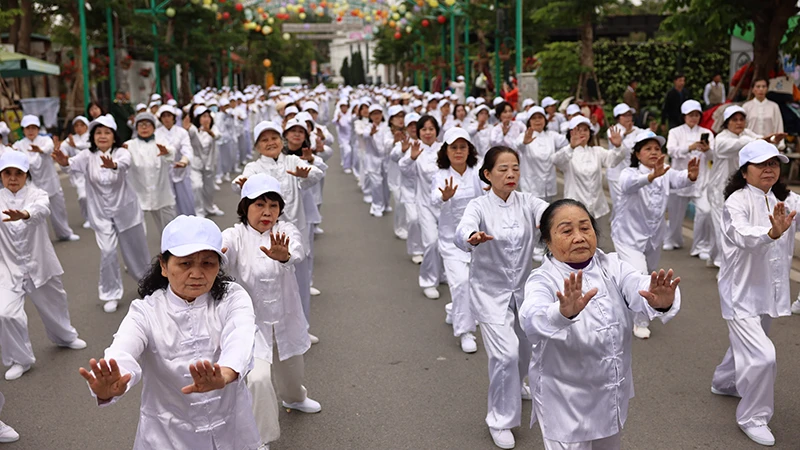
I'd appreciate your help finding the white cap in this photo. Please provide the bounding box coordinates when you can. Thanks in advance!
[89,114,118,132]
[492,97,504,106]
[20,115,40,128]
[443,127,471,145]
[368,104,383,114]
[738,140,788,168]
[613,103,635,117]
[541,96,557,108]
[404,113,421,127]
[161,215,227,264]
[475,98,486,106]
[522,98,535,108]
[0,150,30,173]
[241,173,283,199]
[150,93,162,101]
[443,90,453,97]
[568,115,591,130]
[301,101,319,112]
[253,121,283,142]
[283,118,308,134]
[387,105,404,118]
[296,112,314,127]
[193,106,209,117]
[156,105,176,118]
[411,99,423,108]
[723,105,746,122]
[167,99,179,106]
[135,103,147,111]
[457,75,465,81]
[148,101,160,109]
[134,112,158,129]
[219,98,230,107]
[466,96,475,104]
[283,105,299,117]
[473,105,490,116]
[680,100,702,115]
[527,106,546,119]
[565,104,581,116]
[633,130,666,148]
[72,116,90,127]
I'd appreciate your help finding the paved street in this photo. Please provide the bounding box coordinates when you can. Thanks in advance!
[2,140,800,450]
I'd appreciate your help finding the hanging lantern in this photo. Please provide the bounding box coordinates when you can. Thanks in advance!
[421,19,429,27]
[191,0,200,4]
[268,17,275,24]
[165,7,176,17]
[404,12,412,20]
[437,15,446,24]
[210,4,218,11]
[235,3,244,11]
[222,11,230,19]
[398,4,406,13]
[264,25,273,34]
[394,32,401,40]
[392,12,399,20]
[263,59,272,67]
[405,26,412,33]
[299,12,307,19]
[282,33,291,40]
[444,0,455,5]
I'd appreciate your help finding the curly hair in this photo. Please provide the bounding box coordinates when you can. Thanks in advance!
[137,251,233,302]
[630,138,665,168]
[88,125,123,153]
[723,162,790,201]
[437,140,479,169]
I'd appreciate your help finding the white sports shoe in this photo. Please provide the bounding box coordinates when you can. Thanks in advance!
[444,302,453,325]
[61,234,81,242]
[309,287,321,296]
[282,397,322,414]
[206,206,225,216]
[698,252,710,261]
[739,425,775,446]
[103,300,119,313]
[423,287,440,300]
[4,364,30,381]
[791,299,800,315]
[662,243,676,251]
[61,338,87,350]
[521,384,532,400]
[710,385,741,398]
[411,255,424,264]
[460,333,477,353]
[0,421,19,443]
[363,195,373,204]
[82,221,91,229]
[309,333,320,344]
[633,325,651,339]
[489,428,515,449]
[314,226,324,235]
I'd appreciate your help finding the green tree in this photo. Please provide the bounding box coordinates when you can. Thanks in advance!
[661,0,799,82]
[341,57,351,86]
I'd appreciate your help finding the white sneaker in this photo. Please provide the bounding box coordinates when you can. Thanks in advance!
[82,221,91,229]
[61,338,87,350]
[710,385,741,398]
[395,230,408,240]
[282,397,321,414]
[444,302,453,325]
[460,333,477,353]
[309,333,319,344]
[423,287,440,300]
[223,173,232,182]
[344,168,352,174]
[791,299,800,315]
[411,255,424,264]
[739,425,775,446]
[521,384,532,400]
[363,195,373,204]
[385,205,393,212]
[633,325,651,339]
[0,421,19,443]
[206,206,225,216]
[103,300,119,313]
[212,183,221,191]
[662,243,676,251]
[4,364,30,381]
[369,206,383,217]
[698,252,710,261]
[309,287,321,296]
[489,428,515,449]
[61,234,81,242]
[314,226,324,235]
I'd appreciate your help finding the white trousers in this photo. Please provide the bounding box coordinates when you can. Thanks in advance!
[147,205,177,238]
[172,178,196,217]
[246,357,281,445]
[217,142,235,176]
[712,315,775,429]
[543,432,621,450]
[340,140,353,170]
[96,222,151,302]
[0,277,79,367]
[294,227,313,324]
[613,243,660,327]
[689,191,714,256]
[404,202,423,256]
[442,259,476,337]
[708,188,725,266]
[191,168,217,216]
[418,204,443,289]
[665,194,690,248]
[607,178,622,224]
[48,191,74,240]
[479,304,531,430]
[367,162,390,212]
[391,186,407,238]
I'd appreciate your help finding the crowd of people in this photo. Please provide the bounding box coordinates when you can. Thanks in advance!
[0,73,795,449]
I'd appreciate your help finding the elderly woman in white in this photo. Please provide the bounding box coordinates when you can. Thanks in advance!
[155,105,195,217]
[455,147,549,450]
[490,102,526,149]
[57,115,91,228]
[514,106,569,201]
[605,103,645,222]
[613,131,698,340]
[711,140,798,447]
[554,116,624,219]
[519,199,681,450]
[467,105,493,158]
[186,106,224,218]
[79,215,261,450]
[391,113,424,263]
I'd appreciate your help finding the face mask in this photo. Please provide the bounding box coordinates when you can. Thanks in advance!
[210,106,219,113]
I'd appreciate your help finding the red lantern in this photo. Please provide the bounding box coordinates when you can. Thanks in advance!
[437,15,445,24]
[235,3,244,11]
[223,11,230,19]
[336,16,342,22]
[421,19,429,27]
[297,6,304,13]
[219,0,226,3]
[394,32,402,40]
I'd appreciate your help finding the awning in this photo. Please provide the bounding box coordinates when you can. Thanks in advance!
[0,49,61,78]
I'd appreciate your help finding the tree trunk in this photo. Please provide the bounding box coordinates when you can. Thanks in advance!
[578,13,594,70]
[8,0,20,51]
[751,2,797,82]
[17,0,33,98]
[179,31,191,103]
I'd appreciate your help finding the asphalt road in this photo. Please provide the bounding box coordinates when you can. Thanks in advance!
[2,134,799,450]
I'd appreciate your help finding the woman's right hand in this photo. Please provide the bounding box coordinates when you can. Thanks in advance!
[647,155,670,182]
[410,141,422,160]
[51,149,69,166]
[467,231,494,246]
[522,127,535,145]
[79,358,131,402]
[557,271,598,319]
[234,177,248,189]
[768,202,797,239]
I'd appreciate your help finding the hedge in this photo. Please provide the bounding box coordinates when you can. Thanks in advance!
[536,40,730,120]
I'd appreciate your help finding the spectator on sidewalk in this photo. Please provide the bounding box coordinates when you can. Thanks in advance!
[703,74,726,108]
[662,73,691,131]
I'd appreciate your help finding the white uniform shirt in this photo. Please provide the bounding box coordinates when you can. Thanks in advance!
[707,129,761,194]
[188,125,221,172]
[222,222,310,364]
[124,138,176,211]
[466,123,493,157]
[357,122,390,172]
[554,144,624,218]
[490,121,526,148]
[0,185,63,292]
[430,166,485,262]
[11,136,60,196]
[390,140,417,204]
[514,130,568,198]
[60,132,91,189]
[519,250,680,442]
[398,141,441,209]
[666,123,715,195]
[718,185,800,320]
[613,165,693,252]
[334,112,352,143]
[455,190,549,324]
[67,148,143,233]
[742,98,784,149]
[605,125,644,182]
[155,125,194,183]
[95,283,260,450]
[546,113,566,134]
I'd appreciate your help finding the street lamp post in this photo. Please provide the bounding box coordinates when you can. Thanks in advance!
[134,0,175,96]
[106,8,116,95]
[78,0,90,109]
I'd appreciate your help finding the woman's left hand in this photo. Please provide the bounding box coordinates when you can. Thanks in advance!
[608,127,623,148]
[2,209,30,222]
[287,166,311,178]
[687,157,700,182]
[639,269,680,310]
[181,360,236,394]
[261,232,291,262]
[100,154,117,169]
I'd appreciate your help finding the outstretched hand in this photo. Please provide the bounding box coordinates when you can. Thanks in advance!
[687,157,700,182]
[2,209,30,222]
[234,177,248,189]
[647,155,669,182]
[467,231,494,246]
[181,360,231,394]
[287,166,312,179]
[79,358,131,402]
[768,202,796,239]
[100,154,117,169]
[608,127,623,148]
[439,176,458,202]
[410,141,422,160]
[260,232,291,262]
[557,270,598,319]
[638,269,680,310]
[51,150,70,166]
[156,144,170,157]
